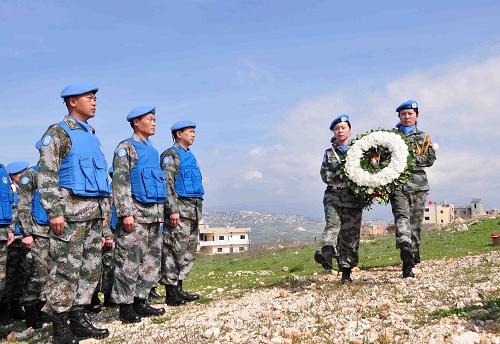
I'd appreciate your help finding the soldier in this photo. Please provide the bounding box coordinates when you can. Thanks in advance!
[160,120,204,305]
[314,115,365,283]
[390,100,436,278]
[17,143,51,328]
[100,166,116,308]
[5,161,30,322]
[38,83,111,343]
[0,163,15,326]
[111,105,166,323]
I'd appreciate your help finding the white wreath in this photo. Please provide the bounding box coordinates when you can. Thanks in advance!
[344,131,409,188]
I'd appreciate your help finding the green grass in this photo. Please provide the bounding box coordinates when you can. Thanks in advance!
[182,218,499,292]
[429,297,500,321]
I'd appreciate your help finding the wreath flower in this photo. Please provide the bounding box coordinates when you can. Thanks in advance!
[339,129,416,207]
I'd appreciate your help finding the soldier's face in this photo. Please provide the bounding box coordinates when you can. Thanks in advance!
[177,127,195,146]
[333,122,351,142]
[134,113,156,136]
[69,92,97,120]
[399,109,418,126]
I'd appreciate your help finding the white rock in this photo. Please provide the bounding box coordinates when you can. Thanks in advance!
[452,331,481,344]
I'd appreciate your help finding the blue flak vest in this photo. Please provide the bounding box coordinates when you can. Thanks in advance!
[127,138,167,204]
[58,121,110,197]
[0,165,13,225]
[31,166,49,226]
[172,146,204,198]
[110,204,117,232]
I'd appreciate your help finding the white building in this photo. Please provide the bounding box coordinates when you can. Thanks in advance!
[198,224,251,255]
[424,201,455,226]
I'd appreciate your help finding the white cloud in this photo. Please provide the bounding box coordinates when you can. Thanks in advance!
[243,170,264,181]
[205,53,500,216]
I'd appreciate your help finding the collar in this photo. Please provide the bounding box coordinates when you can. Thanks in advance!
[396,123,417,136]
[174,142,190,152]
[132,133,153,147]
[65,114,95,133]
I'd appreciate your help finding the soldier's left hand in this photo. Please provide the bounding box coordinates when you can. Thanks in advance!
[7,232,14,246]
[101,217,108,227]
[22,236,34,249]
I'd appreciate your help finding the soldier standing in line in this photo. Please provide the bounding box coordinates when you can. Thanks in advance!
[0,164,17,326]
[111,105,166,323]
[5,161,30,322]
[100,166,116,308]
[16,144,51,328]
[314,115,365,283]
[160,120,204,305]
[38,83,111,343]
[0,162,15,331]
[390,100,436,278]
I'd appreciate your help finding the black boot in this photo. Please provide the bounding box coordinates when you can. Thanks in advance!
[10,301,25,320]
[85,291,102,314]
[0,303,11,325]
[119,304,141,324]
[402,262,415,278]
[103,292,116,307]
[134,298,165,317]
[178,280,200,302]
[149,287,161,300]
[314,245,335,270]
[164,285,186,306]
[52,312,79,344]
[69,306,109,339]
[341,268,352,284]
[24,303,43,329]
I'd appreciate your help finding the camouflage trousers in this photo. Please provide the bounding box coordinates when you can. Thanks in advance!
[43,219,102,314]
[112,222,161,304]
[161,217,199,286]
[390,189,427,265]
[322,203,341,248]
[23,235,49,305]
[99,245,115,295]
[4,240,29,304]
[0,239,7,300]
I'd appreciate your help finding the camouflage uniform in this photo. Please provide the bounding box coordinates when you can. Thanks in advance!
[111,134,164,305]
[17,166,50,305]
[160,143,203,286]
[320,145,364,268]
[389,128,436,265]
[38,115,109,314]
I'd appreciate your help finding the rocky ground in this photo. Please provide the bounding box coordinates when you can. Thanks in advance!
[7,252,500,344]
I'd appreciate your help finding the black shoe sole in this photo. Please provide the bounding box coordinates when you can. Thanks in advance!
[314,252,333,270]
[120,318,142,324]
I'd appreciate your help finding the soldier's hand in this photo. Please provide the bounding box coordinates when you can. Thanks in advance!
[22,236,34,249]
[50,216,65,235]
[7,232,14,246]
[104,238,114,249]
[170,213,180,228]
[122,215,135,233]
[101,237,106,248]
[101,217,108,227]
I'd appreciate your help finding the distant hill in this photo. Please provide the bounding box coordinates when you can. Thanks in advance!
[202,211,324,244]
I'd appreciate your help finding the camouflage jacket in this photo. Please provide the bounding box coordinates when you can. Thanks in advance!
[321,145,365,209]
[160,142,203,221]
[400,127,436,192]
[17,167,50,238]
[112,134,164,224]
[37,115,110,224]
